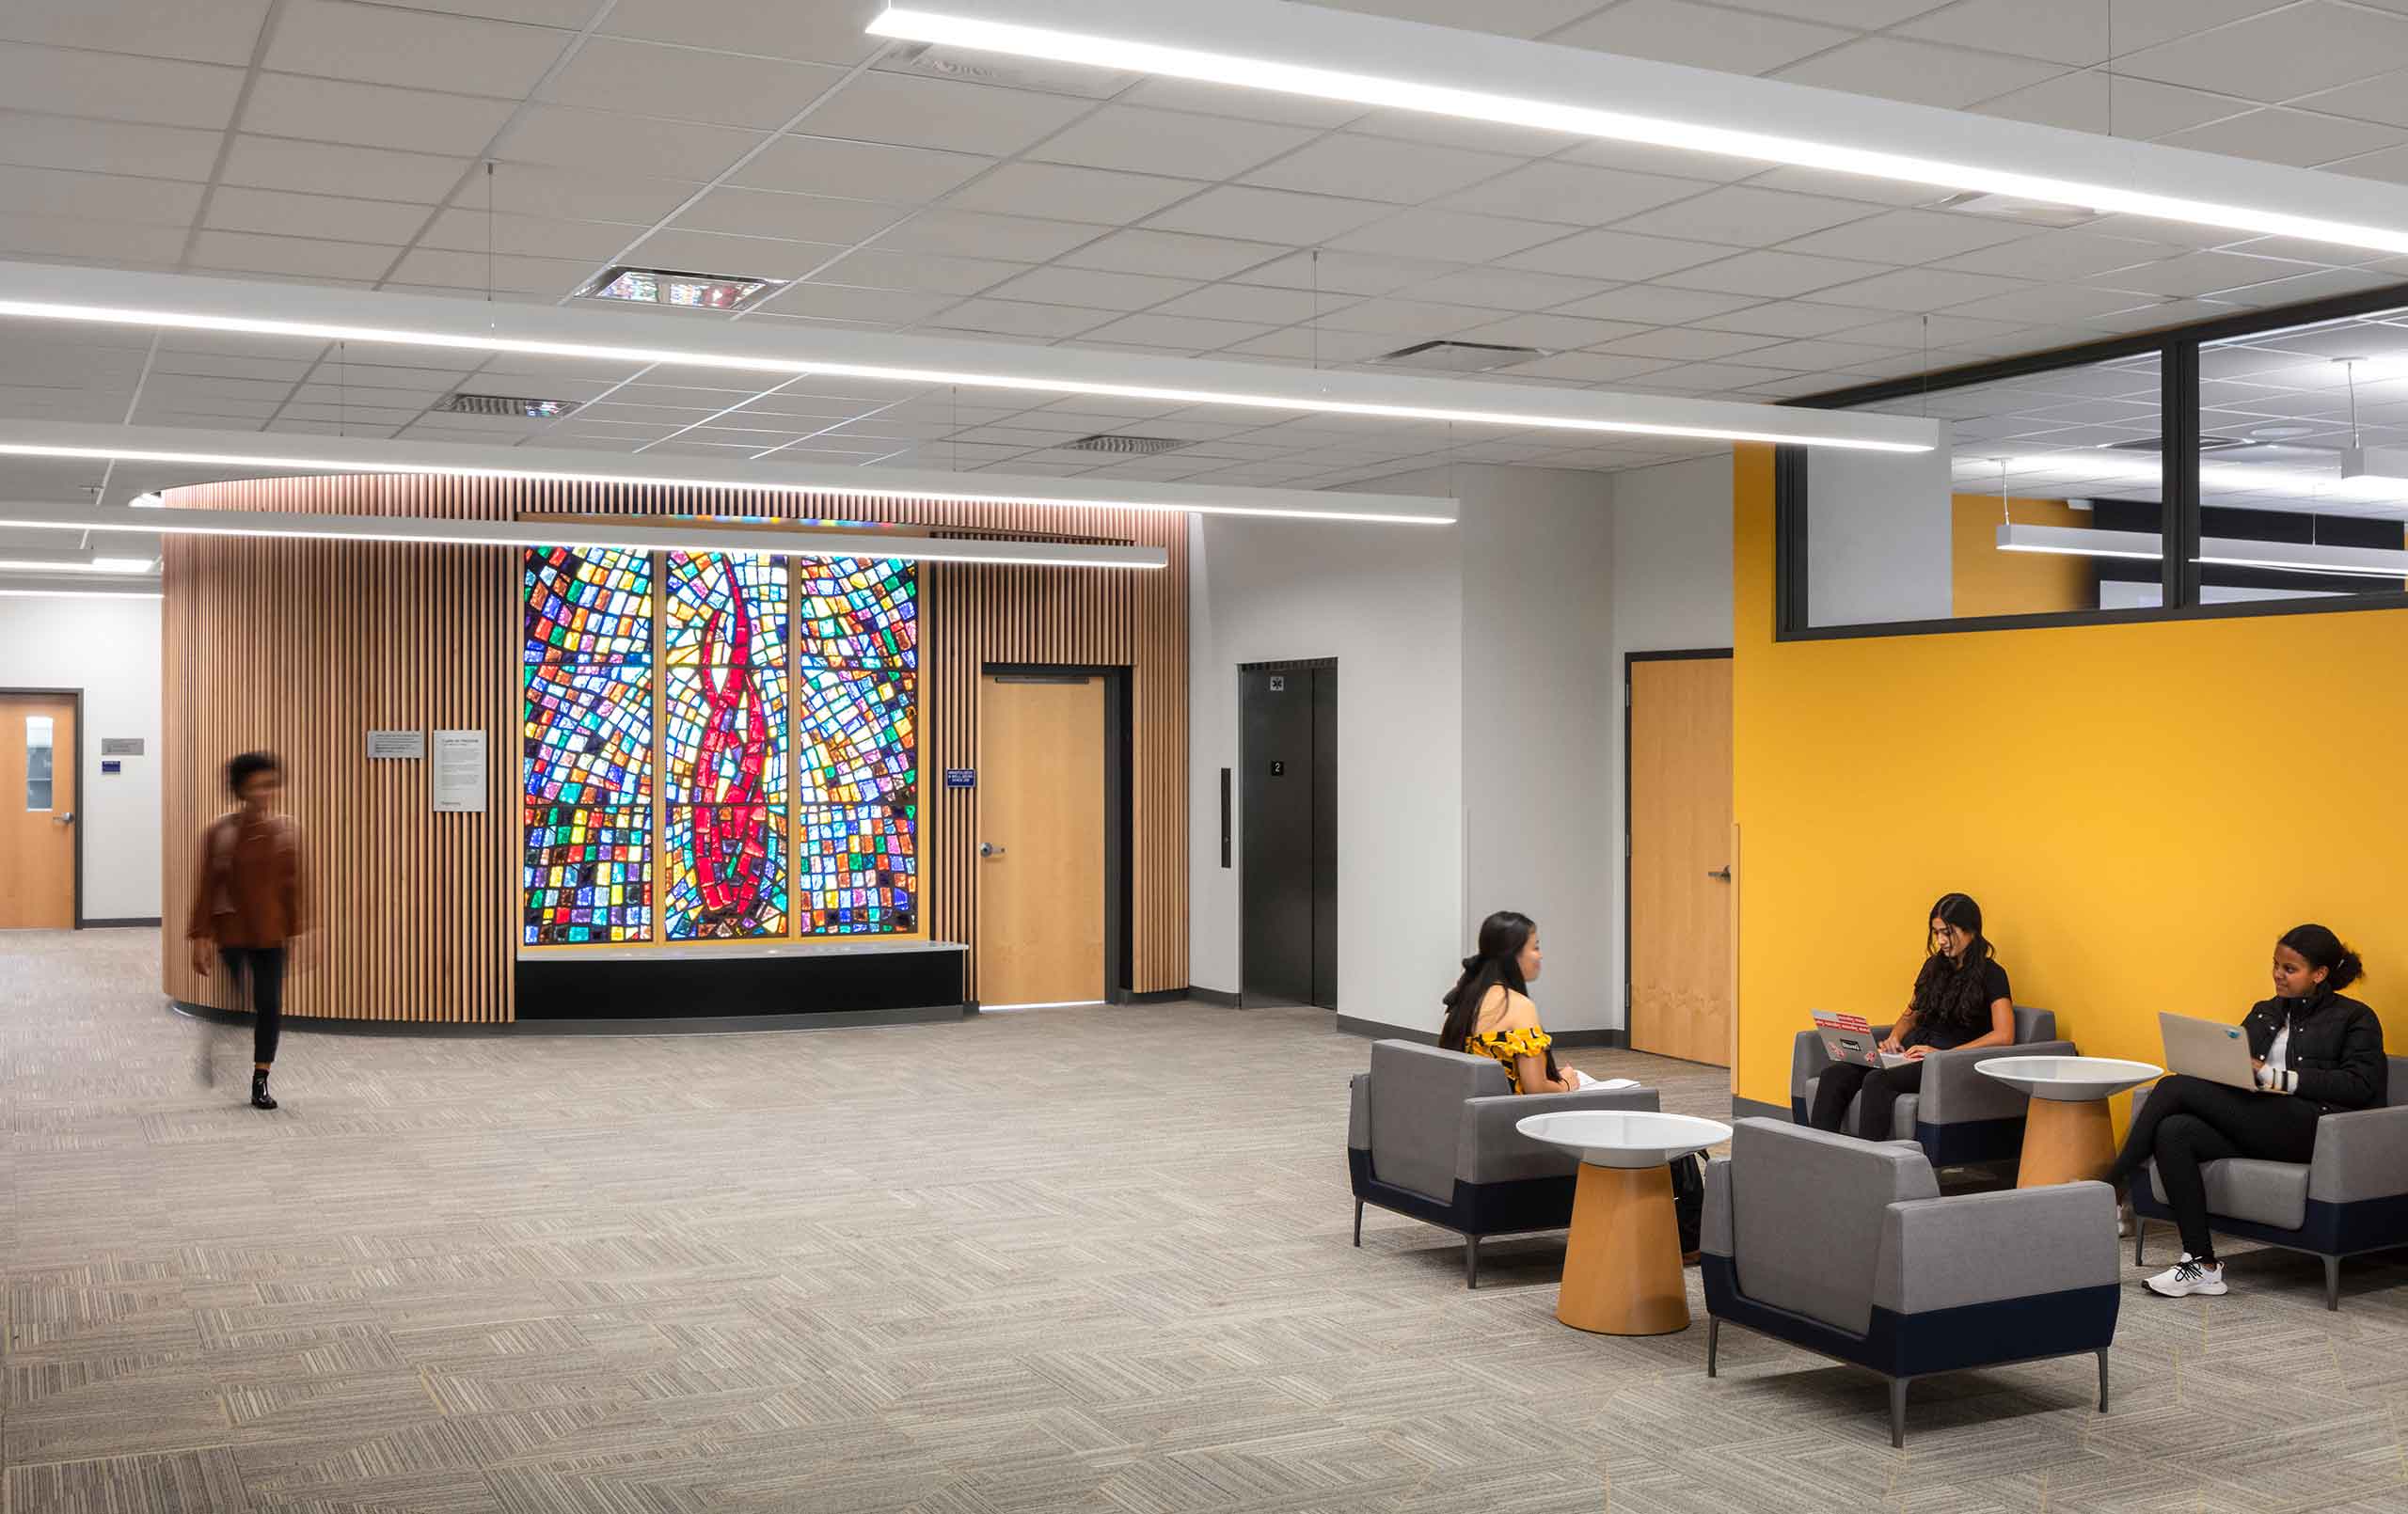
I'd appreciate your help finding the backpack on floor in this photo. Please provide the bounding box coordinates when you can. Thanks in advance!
[1669,1152,1705,1257]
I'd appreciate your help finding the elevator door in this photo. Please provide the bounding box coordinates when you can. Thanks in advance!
[1241,663,1337,1008]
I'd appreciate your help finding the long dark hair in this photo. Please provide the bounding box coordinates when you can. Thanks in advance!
[1438,911,1556,1079]
[1911,891,2000,1030]
[2278,923,2365,994]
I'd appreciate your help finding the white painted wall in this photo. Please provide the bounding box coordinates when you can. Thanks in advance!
[1606,454,1736,1032]
[0,594,163,922]
[1805,440,1954,625]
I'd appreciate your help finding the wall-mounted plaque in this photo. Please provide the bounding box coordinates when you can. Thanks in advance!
[367,730,424,760]
[100,736,144,757]
[431,729,486,812]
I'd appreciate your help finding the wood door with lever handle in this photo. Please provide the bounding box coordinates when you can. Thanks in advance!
[1627,656,1733,1066]
[974,673,1104,1007]
[0,693,76,929]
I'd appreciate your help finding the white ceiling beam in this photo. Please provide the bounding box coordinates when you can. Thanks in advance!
[0,420,1454,527]
[0,260,1938,454]
[873,0,2408,258]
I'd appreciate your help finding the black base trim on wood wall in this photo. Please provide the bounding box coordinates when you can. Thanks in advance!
[81,917,162,929]
[516,943,964,1021]
[172,1001,969,1036]
[1187,986,1243,1008]
[1118,987,1193,1004]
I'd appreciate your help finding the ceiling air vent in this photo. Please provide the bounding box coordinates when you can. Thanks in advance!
[1370,339,1547,373]
[1929,190,2099,229]
[879,41,1136,99]
[2105,434,2254,453]
[1062,434,1187,456]
[434,392,580,419]
[578,266,781,312]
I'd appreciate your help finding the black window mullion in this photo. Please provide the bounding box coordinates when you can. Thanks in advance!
[2161,341,2201,611]
[1773,444,1809,637]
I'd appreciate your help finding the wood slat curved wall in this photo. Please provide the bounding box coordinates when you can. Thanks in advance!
[161,476,1188,1021]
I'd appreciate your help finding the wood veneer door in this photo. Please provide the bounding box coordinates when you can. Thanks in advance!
[0,694,76,929]
[1628,657,1733,1066]
[975,673,1105,1007]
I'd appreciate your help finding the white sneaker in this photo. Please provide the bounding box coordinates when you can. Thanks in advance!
[2145,1254,2226,1298]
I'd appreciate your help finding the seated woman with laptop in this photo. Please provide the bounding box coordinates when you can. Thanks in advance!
[2108,924,2387,1299]
[1806,892,2017,1141]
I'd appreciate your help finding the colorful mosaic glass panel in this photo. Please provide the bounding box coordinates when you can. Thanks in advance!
[523,806,651,945]
[664,551,786,667]
[664,666,786,806]
[795,557,917,670]
[523,662,652,807]
[664,805,787,939]
[797,803,915,934]
[796,670,915,803]
[523,546,652,662]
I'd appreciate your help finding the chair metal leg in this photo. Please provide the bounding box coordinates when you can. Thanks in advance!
[2096,1348,2110,1412]
[1353,1199,1364,1248]
[1889,1378,1909,1448]
[1464,1234,1480,1290]
[2133,1218,2145,1267]
[2323,1254,2341,1312]
[1706,1317,1719,1378]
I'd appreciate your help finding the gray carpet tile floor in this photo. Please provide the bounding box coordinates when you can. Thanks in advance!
[4,928,2406,1512]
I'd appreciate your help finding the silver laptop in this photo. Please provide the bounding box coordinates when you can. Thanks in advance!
[1812,1010,1911,1070]
[2159,1012,2257,1091]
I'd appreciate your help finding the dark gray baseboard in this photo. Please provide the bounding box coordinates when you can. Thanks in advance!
[1333,1015,1626,1046]
[172,1000,970,1037]
[1186,986,1243,1008]
[82,917,162,929]
[1553,1028,1630,1049]
[1732,1095,1791,1122]
[1120,988,1189,1004]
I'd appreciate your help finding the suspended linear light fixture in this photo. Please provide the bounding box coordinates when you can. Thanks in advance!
[1996,523,2408,578]
[0,261,1937,454]
[869,0,2408,257]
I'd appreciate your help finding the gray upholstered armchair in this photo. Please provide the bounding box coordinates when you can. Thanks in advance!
[1702,1118,2119,1447]
[1790,1005,2072,1167]
[1347,1039,1658,1287]
[2132,1054,2408,1310]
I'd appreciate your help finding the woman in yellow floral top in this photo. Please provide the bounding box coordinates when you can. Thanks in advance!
[1436,910,1579,1094]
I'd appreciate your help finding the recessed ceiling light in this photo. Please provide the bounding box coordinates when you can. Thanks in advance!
[1370,339,1548,373]
[580,266,781,312]
[0,261,1941,454]
[867,0,2408,256]
[433,392,581,419]
[1061,434,1186,455]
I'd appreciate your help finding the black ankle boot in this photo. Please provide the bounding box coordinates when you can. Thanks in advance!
[251,1070,277,1110]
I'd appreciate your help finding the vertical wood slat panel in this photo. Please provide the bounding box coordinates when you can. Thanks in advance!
[160,478,1191,1022]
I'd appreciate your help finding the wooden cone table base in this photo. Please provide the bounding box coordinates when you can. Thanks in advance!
[1558,1162,1687,1335]
[2017,1096,2116,1188]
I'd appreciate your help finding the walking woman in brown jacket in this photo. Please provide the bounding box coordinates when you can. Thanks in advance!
[186,751,309,1109]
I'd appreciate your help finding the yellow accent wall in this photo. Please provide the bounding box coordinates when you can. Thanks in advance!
[1732,446,2400,1117]
[1951,495,2093,619]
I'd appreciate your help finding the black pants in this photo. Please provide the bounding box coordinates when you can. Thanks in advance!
[219,946,285,1066]
[1809,1058,1928,1143]
[2107,1074,2322,1260]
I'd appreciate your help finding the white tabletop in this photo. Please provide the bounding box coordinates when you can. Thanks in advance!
[1515,1111,1733,1169]
[1975,1055,2162,1102]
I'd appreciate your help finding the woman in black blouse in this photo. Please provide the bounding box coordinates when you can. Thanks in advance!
[1809,892,2017,1142]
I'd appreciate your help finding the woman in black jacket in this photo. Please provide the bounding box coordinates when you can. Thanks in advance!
[2107,923,2387,1299]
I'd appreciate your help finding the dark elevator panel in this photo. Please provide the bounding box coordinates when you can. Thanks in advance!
[1241,662,1338,1008]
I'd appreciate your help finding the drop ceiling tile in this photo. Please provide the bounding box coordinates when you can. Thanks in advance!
[1895,0,2107,64]
[2291,74,2408,132]
[204,186,433,245]
[1027,105,1317,181]
[0,0,273,65]
[1499,229,1735,281]
[387,247,596,293]
[1456,312,1656,351]
[0,165,205,227]
[1218,327,1407,363]
[1611,186,1882,248]
[0,213,190,264]
[1434,161,1716,229]
[672,189,903,245]
[0,43,246,131]
[1146,185,1394,244]
[499,105,765,181]
[1551,0,1854,75]
[2119,4,2408,102]
[1308,0,1605,35]
[1241,134,1518,205]
[1931,229,2181,280]
[1325,208,1568,261]
[1781,210,2043,265]
[1733,0,1956,24]
[1594,327,1783,360]
[1550,285,1764,323]
[946,163,1203,227]
[603,0,880,65]
[538,39,847,132]
[1311,299,1497,339]
[2158,109,2408,168]
[1076,312,1274,350]
[925,298,1119,339]
[1814,267,2040,311]
[2110,0,2291,55]
[0,116,222,181]
[1500,352,1686,383]
[621,228,842,281]
[222,135,470,203]
[2090,249,2321,298]
[808,248,1022,296]
[1733,167,1941,209]
[1737,337,1919,371]
[732,136,990,203]
[1146,284,1326,324]
[1656,249,1890,297]
[1339,108,1592,159]
[1396,268,1613,311]
[1637,360,1811,392]
[1233,250,1463,295]
[188,229,400,281]
[1113,76,1371,130]
[2208,266,2407,308]
[1970,71,2242,138]
[1837,313,2042,346]
[1773,38,2066,108]
[265,0,568,96]
[800,71,1094,155]
[1557,139,1764,183]
[985,265,1201,311]
[1943,284,2165,323]
[1057,229,1287,281]
[874,210,1101,262]
[462,165,700,225]
[241,74,516,158]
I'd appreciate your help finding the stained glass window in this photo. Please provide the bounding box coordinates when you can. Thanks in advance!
[662,551,787,941]
[797,802,916,935]
[795,670,915,803]
[797,552,918,936]
[664,806,787,939]
[665,551,786,667]
[523,547,654,946]
[795,558,917,670]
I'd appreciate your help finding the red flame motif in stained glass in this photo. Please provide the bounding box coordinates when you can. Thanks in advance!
[689,560,771,921]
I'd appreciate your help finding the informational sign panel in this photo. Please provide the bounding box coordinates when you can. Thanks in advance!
[367,729,424,760]
[943,767,975,789]
[100,736,144,757]
[101,760,122,775]
[431,729,486,812]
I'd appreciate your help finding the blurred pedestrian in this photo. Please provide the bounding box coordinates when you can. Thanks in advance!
[186,751,309,1110]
